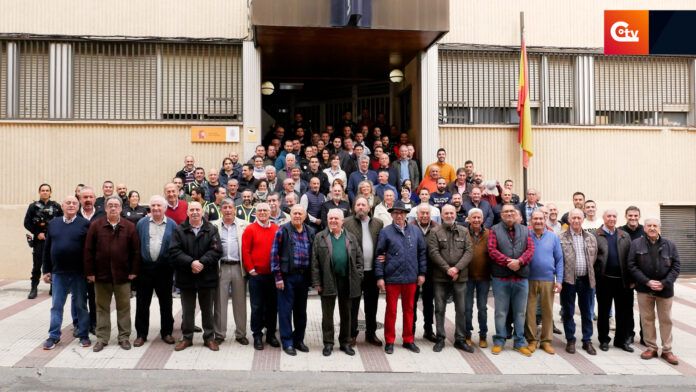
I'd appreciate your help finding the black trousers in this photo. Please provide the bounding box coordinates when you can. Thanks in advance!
[321,277,352,345]
[248,274,278,338]
[351,270,379,338]
[181,287,215,341]
[31,240,45,286]
[135,265,174,339]
[596,275,634,345]
[413,275,434,334]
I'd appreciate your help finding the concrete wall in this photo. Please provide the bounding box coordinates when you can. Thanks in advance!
[439,124,696,222]
[0,0,249,39]
[443,0,696,48]
[0,122,245,279]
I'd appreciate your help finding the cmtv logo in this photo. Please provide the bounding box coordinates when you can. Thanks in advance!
[604,11,649,55]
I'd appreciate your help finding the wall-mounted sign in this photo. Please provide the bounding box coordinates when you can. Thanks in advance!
[190,126,240,143]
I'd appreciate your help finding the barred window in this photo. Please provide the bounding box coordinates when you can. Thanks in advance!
[594,56,690,126]
[17,41,50,119]
[0,40,242,121]
[544,55,574,124]
[161,44,243,121]
[0,42,6,118]
[73,42,158,120]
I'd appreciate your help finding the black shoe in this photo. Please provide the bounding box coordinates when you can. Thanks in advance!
[283,346,297,356]
[193,326,202,333]
[28,287,38,299]
[340,344,355,356]
[614,343,635,353]
[433,340,445,352]
[322,344,333,356]
[295,341,309,352]
[454,340,475,353]
[385,344,394,354]
[553,325,562,335]
[236,337,249,345]
[402,342,420,353]
[423,331,438,343]
[267,335,280,348]
[366,335,383,347]
[599,342,609,351]
[253,337,264,350]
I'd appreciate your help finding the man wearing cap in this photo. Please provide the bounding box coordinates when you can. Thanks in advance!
[375,201,427,354]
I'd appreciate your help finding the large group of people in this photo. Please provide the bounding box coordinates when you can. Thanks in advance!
[24,111,681,365]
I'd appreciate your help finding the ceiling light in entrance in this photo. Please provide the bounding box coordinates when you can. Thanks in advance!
[261,81,275,95]
[389,69,404,83]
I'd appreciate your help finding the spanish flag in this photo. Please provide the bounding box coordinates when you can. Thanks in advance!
[517,38,533,168]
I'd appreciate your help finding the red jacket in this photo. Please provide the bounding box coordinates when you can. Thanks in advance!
[84,217,141,284]
[241,221,279,275]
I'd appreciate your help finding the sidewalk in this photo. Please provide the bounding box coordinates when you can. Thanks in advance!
[1,278,695,376]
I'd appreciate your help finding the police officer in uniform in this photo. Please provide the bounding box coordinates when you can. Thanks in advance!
[23,184,62,299]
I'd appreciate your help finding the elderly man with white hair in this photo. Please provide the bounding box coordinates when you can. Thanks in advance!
[312,209,364,357]
[133,195,178,347]
[559,208,598,356]
[628,218,681,365]
[271,204,316,356]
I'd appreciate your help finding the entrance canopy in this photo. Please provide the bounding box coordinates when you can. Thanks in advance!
[251,0,449,81]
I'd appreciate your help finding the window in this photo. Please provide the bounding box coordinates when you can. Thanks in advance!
[17,41,49,119]
[594,56,690,126]
[0,42,6,118]
[438,49,540,125]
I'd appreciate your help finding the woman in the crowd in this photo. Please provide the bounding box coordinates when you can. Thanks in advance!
[219,157,237,186]
[252,156,267,180]
[401,179,420,205]
[319,148,332,169]
[357,180,381,210]
[121,190,148,224]
[254,179,269,203]
[323,154,347,190]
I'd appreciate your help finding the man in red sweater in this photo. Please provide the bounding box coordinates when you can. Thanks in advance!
[241,202,281,350]
[164,183,188,225]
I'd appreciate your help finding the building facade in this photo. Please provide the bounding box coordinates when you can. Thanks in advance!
[1,0,695,277]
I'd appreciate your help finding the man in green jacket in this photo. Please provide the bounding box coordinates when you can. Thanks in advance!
[312,209,364,357]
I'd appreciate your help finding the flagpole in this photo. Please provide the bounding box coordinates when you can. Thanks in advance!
[520,11,528,198]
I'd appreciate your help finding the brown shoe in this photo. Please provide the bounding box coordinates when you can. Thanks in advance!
[174,339,193,351]
[204,339,220,351]
[161,335,176,344]
[527,341,537,353]
[119,340,132,350]
[565,341,576,354]
[641,349,658,360]
[582,342,596,355]
[93,341,107,352]
[478,339,488,349]
[661,352,679,365]
[133,337,146,347]
[540,342,555,355]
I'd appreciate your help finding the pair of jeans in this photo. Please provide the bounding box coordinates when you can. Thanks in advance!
[135,264,174,339]
[491,277,529,348]
[351,270,379,338]
[433,281,467,341]
[277,273,309,348]
[49,272,89,339]
[465,279,490,339]
[249,274,277,339]
[384,283,417,344]
[561,276,594,343]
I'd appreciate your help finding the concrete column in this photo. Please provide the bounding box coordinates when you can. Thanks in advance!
[420,44,440,173]
[242,40,262,161]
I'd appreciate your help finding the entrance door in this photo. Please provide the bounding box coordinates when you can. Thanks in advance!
[660,206,696,275]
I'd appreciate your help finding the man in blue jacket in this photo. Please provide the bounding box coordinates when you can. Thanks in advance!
[375,201,427,354]
[134,195,177,347]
